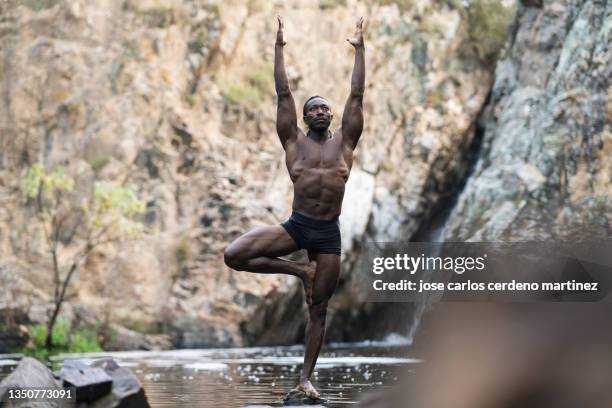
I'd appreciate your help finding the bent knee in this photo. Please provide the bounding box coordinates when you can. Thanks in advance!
[224,245,246,270]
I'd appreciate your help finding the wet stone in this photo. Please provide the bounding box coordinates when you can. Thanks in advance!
[0,357,62,408]
[283,389,327,406]
[59,365,112,402]
[89,359,150,408]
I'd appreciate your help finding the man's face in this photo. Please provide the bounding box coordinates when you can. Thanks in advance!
[304,97,333,131]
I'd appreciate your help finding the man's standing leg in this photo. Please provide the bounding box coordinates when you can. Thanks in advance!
[296,252,341,399]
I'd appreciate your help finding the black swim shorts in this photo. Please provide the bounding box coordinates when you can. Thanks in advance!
[281,210,342,256]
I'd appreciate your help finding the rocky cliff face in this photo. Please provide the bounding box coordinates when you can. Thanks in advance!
[1,0,523,349]
[444,0,611,242]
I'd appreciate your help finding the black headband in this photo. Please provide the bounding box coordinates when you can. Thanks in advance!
[303,96,329,116]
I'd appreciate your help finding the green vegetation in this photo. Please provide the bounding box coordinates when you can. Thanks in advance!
[141,9,175,28]
[19,164,145,349]
[188,31,207,54]
[418,17,445,36]
[319,0,347,10]
[218,63,274,106]
[90,157,110,174]
[185,94,196,108]
[123,39,140,60]
[219,79,258,105]
[121,319,157,335]
[20,164,74,197]
[90,181,147,229]
[173,239,189,282]
[24,0,57,11]
[465,0,516,66]
[175,239,189,265]
[23,321,103,361]
[248,63,274,94]
[123,1,176,28]
[371,0,415,13]
[428,87,446,108]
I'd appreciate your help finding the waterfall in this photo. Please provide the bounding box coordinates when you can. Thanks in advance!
[405,91,491,345]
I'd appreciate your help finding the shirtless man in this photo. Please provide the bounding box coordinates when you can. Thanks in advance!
[224,15,365,400]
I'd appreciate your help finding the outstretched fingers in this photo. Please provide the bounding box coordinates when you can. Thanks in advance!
[346,16,365,47]
[276,15,287,46]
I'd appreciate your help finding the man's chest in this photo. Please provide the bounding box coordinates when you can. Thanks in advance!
[285,133,353,179]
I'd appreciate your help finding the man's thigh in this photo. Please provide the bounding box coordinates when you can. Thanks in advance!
[308,253,341,305]
[227,225,299,259]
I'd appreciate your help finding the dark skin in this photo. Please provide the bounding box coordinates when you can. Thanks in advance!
[224,16,365,400]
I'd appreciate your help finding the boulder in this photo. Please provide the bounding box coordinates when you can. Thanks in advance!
[89,358,150,408]
[283,389,327,406]
[0,357,62,408]
[58,360,112,402]
[49,358,150,407]
[103,324,172,351]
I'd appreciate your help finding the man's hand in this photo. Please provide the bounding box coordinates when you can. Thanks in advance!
[276,15,286,47]
[346,17,364,48]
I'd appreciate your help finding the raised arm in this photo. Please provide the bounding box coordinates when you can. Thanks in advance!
[274,16,298,150]
[342,17,365,150]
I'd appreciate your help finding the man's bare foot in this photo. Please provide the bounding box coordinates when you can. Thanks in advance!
[293,379,321,400]
[302,261,317,306]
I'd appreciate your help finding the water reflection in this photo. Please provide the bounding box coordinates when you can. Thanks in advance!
[0,340,419,408]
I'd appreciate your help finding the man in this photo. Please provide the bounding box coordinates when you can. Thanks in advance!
[224,15,365,400]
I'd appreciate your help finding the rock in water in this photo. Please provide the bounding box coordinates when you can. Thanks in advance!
[283,389,327,406]
[0,357,62,408]
[91,358,120,371]
[89,358,150,408]
[58,359,112,402]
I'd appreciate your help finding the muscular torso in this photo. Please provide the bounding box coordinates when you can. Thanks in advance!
[285,128,353,220]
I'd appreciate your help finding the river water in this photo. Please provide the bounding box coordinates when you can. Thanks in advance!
[0,335,419,407]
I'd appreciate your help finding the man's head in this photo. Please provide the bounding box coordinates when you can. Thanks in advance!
[303,96,333,131]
